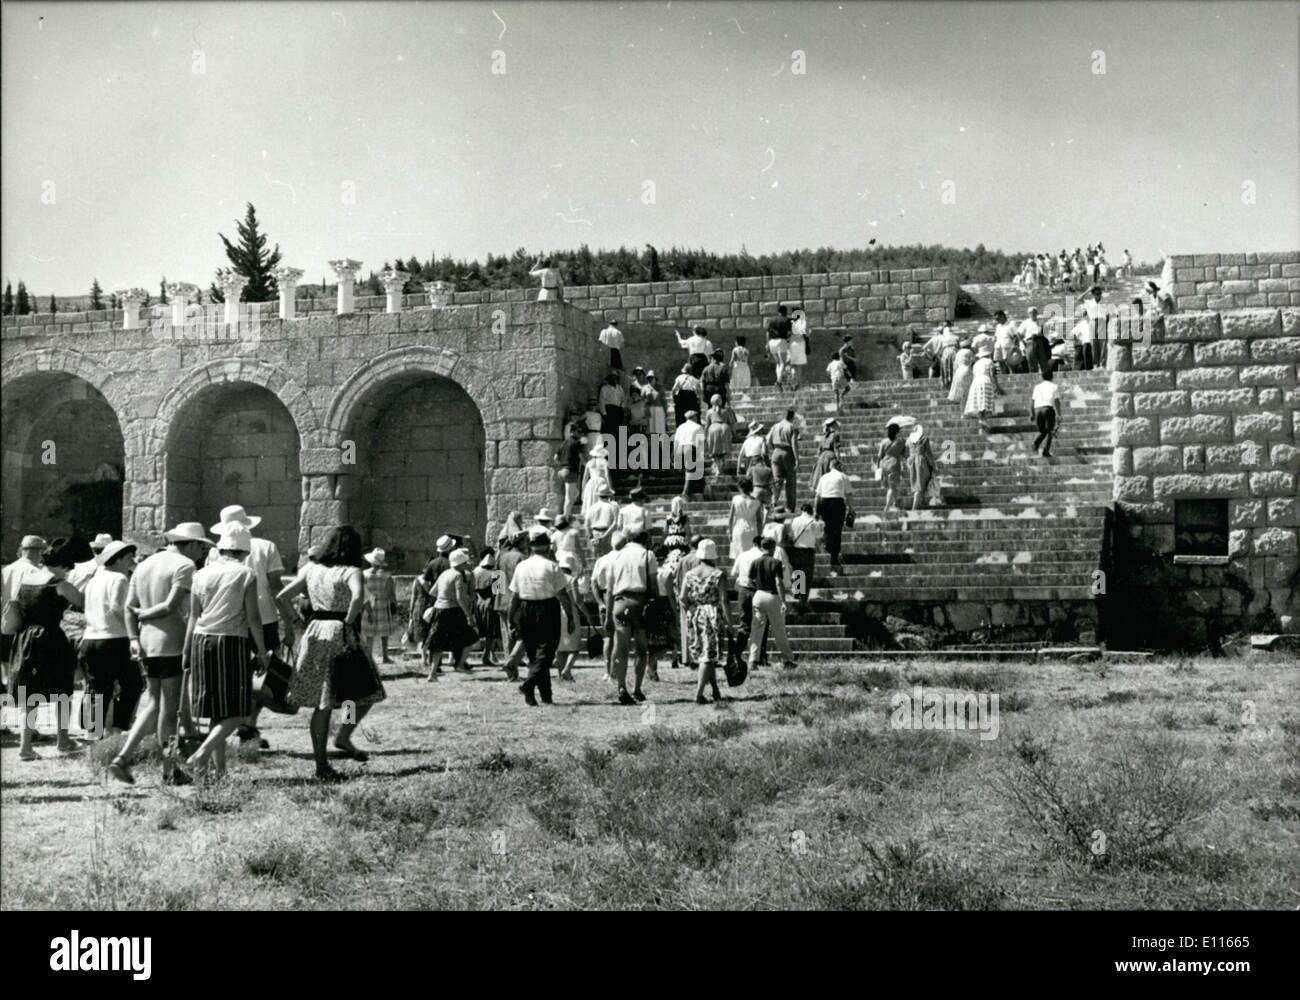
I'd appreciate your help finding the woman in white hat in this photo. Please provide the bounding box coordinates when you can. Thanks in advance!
[643,371,668,435]
[414,535,457,673]
[362,548,397,665]
[808,417,842,492]
[581,440,611,515]
[736,420,767,479]
[681,539,733,704]
[184,522,273,778]
[78,539,140,736]
[426,547,476,678]
[274,525,386,780]
[786,306,809,390]
[963,344,1004,425]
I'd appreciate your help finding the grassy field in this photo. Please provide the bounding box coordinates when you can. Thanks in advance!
[2,652,1297,910]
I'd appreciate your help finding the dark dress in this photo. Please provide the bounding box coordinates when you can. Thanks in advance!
[808,430,841,491]
[8,583,76,699]
[471,568,501,641]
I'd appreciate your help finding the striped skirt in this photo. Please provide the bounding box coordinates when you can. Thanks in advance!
[189,632,254,723]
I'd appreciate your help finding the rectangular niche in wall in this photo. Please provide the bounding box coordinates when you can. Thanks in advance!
[1174,498,1229,557]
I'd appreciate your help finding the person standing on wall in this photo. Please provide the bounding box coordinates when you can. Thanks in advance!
[766,408,801,514]
[509,527,576,707]
[529,256,563,302]
[599,318,625,373]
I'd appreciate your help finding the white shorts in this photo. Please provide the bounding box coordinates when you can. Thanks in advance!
[768,338,790,359]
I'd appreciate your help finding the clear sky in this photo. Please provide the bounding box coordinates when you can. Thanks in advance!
[2,0,1298,294]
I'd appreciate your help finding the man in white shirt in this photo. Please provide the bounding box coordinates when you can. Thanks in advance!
[730,536,769,668]
[992,311,1017,374]
[598,373,626,435]
[599,319,625,372]
[1030,370,1063,458]
[814,458,853,573]
[605,531,660,704]
[787,503,822,612]
[673,411,706,497]
[508,527,576,706]
[1079,285,1107,370]
[618,486,648,539]
[585,483,620,558]
[111,522,215,785]
[1,535,47,669]
[208,505,286,748]
[675,326,714,377]
[79,540,139,736]
[69,532,114,591]
[589,530,628,682]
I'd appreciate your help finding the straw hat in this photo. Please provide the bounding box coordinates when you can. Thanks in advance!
[215,522,252,552]
[97,540,137,566]
[90,533,114,552]
[696,539,718,561]
[528,526,552,544]
[364,547,387,567]
[165,522,214,546]
[449,548,470,568]
[19,535,47,550]
[209,504,261,534]
[598,482,615,497]
[436,535,456,553]
[822,417,838,428]
[747,420,765,434]
[535,508,555,524]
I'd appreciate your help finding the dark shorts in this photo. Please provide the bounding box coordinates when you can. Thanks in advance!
[143,655,184,681]
[261,621,280,651]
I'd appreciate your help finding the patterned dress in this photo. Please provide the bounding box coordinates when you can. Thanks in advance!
[964,357,998,417]
[289,564,387,711]
[682,566,725,664]
[663,511,691,552]
[362,568,396,640]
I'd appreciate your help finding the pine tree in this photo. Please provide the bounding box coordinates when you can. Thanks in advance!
[2,281,12,316]
[159,277,169,306]
[16,281,30,315]
[49,294,57,315]
[89,278,104,310]
[217,202,282,301]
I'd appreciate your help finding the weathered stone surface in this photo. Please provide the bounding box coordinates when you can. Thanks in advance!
[945,603,986,632]
[1132,446,1181,474]
[1249,337,1300,362]
[1176,366,1237,388]
[1112,447,1133,476]
[1229,529,1252,557]
[1190,388,1254,411]
[1134,343,1192,369]
[1114,475,1153,502]
[1112,370,1175,392]
[1183,444,1206,472]
[1230,499,1266,528]
[1250,470,1297,496]
[1192,339,1250,364]
[1160,414,1232,444]
[1220,308,1281,340]
[1134,390,1190,414]
[1234,411,1288,438]
[1110,392,1134,417]
[1238,364,1295,386]
[1268,497,1299,526]
[1270,443,1300,470]
[1113,417,1158,446]
[1152,473,1249,498]
[1253,527,1299,556]
[1163,312,1221,341]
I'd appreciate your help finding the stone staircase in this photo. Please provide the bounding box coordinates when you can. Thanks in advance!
[588,369,1113,652]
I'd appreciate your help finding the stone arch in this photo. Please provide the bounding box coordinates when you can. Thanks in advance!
[322,348,494,569]
[153,359,316,568]
[1,350,130,553]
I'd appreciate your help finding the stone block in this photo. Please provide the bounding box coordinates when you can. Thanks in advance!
[1228,529,1252,557]
[1250,337,1300,362]
[1206,443,1252,470]
[1258,388,1284,406]
[1112,370,1175,392]
[1230,499,1265,528]
[1132,445,1181,474]
[299,447,347,475]
[1190,387,1254,411]
[1238,364,1295,386]
[1164,312,1221,341]
[1193,340,1249,364]
[1253,527,1298,556]
[1114,475,1153,502]
[1268,497,1299,526]
[1183,445,1206,472]
[1281,308,1300,336]
[1175,366,1237,388]
[1134,343,1192,368]
[1220,308,1281,340]
[1159,414,1232,444]
[1113,417,1157,446]
[1250,470,1296,496]
[1110,392,1134,417]
[1270,443,1300,470]
[1152,473,1248,498]
[1234,411,1287,438]
[1112,447,1133,476]
[1134,390,1189,414]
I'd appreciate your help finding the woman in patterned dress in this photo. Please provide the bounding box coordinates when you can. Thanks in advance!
[275,524,386,781]
[964,346,1003,425]
[729,337,752,390]
[705,395,732,476]
[9,539,83,760]
[948,344,975,404]
[362,548,397,664]
[662,496,691,553]
[728,479,764,560]
[808,417,842,492]
[682,540,733,704]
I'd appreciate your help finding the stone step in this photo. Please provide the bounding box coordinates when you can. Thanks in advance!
[808,585,1096,601]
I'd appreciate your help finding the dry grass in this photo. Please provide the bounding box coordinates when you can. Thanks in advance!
[2,651,1297,910]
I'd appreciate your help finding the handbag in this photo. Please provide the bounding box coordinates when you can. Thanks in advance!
[0,600,22,636]
[331,636,382,705]
[585,629,604,657]
[253,651,299,715]
[845,507,857,529]
[723,629,748,688]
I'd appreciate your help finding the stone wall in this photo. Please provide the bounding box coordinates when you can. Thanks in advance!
[0,301,607,562]
[1109,306,1299,640]
[1167,252,1300,311]
[448,268,959,329]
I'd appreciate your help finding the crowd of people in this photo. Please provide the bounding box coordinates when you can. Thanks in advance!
[1015,244,1132,290]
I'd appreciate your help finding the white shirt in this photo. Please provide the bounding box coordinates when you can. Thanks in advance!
[1082,298,1106,340]
[617,503,647,536]
[82,569,130,640]
[590,549,620,597]
[674,419,705,452]
[509,554,568,600]
[1,557,45,605]
[816,469,852,499]
[207,536,283,625]
[1017,319,1041,340]
[789,513,822,549]
[128,548,196,657]
[994,323,1016,358]
[192,557,257,637]
[731,547,764,588]
[68,558,100,592]
[684,334,713,356]
[608,542,660,596]
[599,325,624,350]
[1032,381,1061,409]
